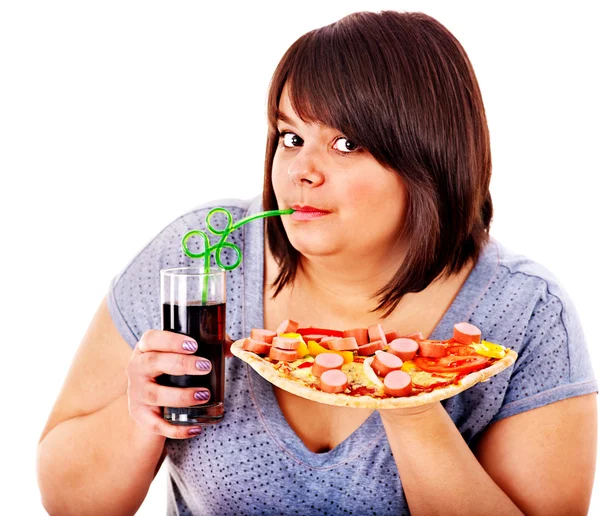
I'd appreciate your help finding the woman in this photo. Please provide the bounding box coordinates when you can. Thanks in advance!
[37,11,597,515]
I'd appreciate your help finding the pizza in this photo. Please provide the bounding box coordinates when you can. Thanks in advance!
[230,320,517,408]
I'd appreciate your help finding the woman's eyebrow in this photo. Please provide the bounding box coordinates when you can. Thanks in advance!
[275,110,296,125]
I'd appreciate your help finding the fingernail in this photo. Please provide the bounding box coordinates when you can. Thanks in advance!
[182,340,198,352]
[196,360,211,371]
[194,390,210,401]
[188,428,202,435]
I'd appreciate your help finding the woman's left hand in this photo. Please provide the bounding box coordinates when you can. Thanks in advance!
[377,401,441,423]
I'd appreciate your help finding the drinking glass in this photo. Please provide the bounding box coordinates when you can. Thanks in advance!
[156,267,226,425]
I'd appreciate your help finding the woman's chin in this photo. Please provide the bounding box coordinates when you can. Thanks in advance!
[287,233,340,258]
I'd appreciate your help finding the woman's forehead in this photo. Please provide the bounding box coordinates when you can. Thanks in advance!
[276,84,322,128]
[276,87,295,122]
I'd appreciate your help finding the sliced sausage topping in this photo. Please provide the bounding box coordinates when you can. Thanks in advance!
[384,370,413,397]
[403,331,424,341]
[388,338,419,361]
[453,322,481,344]
[301,334,324,343]
[269,347,299,362]
[371,351,403,377]
[368,324,388,345]
[311,352,344,377]
[418,340,447,358]
[320,369,349,393]
[242,338,272,355]
[342,328,369,345]
[276,319,300,335]
[327,337,359,351]
[250,328,277,344]
[319,336,337,349]
[272,336,302,350]
[357,340,385,356]
[384,331,399,342]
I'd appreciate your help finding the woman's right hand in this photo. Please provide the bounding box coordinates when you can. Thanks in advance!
[126,330,212,439]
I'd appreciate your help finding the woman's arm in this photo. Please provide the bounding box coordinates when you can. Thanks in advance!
[37,298,166,516]
[379,393,596,516]
[475,394,597,515]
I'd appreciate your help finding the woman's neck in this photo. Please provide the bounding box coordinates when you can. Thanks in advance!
[265,241,474,337]
[296,251,401,320]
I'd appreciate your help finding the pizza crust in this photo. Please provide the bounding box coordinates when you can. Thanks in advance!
[230,339,517,409]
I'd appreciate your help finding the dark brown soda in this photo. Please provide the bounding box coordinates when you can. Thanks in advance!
[157,301,225,424]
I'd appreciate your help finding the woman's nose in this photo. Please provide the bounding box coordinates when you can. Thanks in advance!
[288,148,325,187]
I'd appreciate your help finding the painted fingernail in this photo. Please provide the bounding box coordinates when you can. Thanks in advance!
[188,428,202,435]
[195,360,211,371]
[182,340,198,352]
[194,390,210,401]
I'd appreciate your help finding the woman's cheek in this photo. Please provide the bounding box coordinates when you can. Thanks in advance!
[343,180,377,214]
[349,185,368,204]
[271,164,288,205]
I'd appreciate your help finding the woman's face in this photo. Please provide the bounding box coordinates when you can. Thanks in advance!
[272,86,408,260]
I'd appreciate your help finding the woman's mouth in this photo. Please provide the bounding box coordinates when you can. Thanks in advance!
[290,205,331,221]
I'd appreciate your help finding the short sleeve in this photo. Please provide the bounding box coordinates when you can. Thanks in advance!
[491,283,597,423]
[106,201,250,349]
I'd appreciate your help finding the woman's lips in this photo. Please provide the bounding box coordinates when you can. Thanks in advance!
[290,205,331,221]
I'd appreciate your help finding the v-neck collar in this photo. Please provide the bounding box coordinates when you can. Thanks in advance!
[241,195,500,467]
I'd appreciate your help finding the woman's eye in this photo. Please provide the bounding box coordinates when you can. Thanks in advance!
[281,132,303,148]
[333,137,360,153]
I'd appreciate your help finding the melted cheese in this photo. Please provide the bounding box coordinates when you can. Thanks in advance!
[276,356,458,397]
[285,357,385,396]
[409,370,456,387]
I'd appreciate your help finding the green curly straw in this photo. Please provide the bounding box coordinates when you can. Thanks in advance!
[181,207,294,304]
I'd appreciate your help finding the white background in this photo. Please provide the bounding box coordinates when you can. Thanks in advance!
[1,1,598,514]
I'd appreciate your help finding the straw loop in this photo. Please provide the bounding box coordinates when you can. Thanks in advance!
[206,207,233,236]
[215,241,243,270]
[181,229,210,260]
[180,206,294,304]
[181,206,294,268]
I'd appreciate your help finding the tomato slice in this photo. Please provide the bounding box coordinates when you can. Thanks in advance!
[413,355,490,374]
[445,345,476,356]
[297,327,344,338]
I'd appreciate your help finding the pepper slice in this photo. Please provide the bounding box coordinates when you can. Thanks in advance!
[307,340,353,364]
[297,327,344,338]
[400,360,419,373]
[472,341,507,359]
[296,340,309,358]
[280,332,302,339]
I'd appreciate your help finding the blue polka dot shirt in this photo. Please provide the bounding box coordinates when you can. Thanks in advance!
[107,196,597,515]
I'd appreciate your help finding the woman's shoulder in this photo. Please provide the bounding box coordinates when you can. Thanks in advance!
[107,195,263,348]
[445,239,596,434]
[127,195,263,266]
[164,195,262,234]
[184,195,261,216]
[462,238,591,374]
[119,194,265,277]
[478,238,571,308]
[473,238,595,385]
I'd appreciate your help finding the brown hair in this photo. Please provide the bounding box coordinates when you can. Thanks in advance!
[263,10,493,316]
